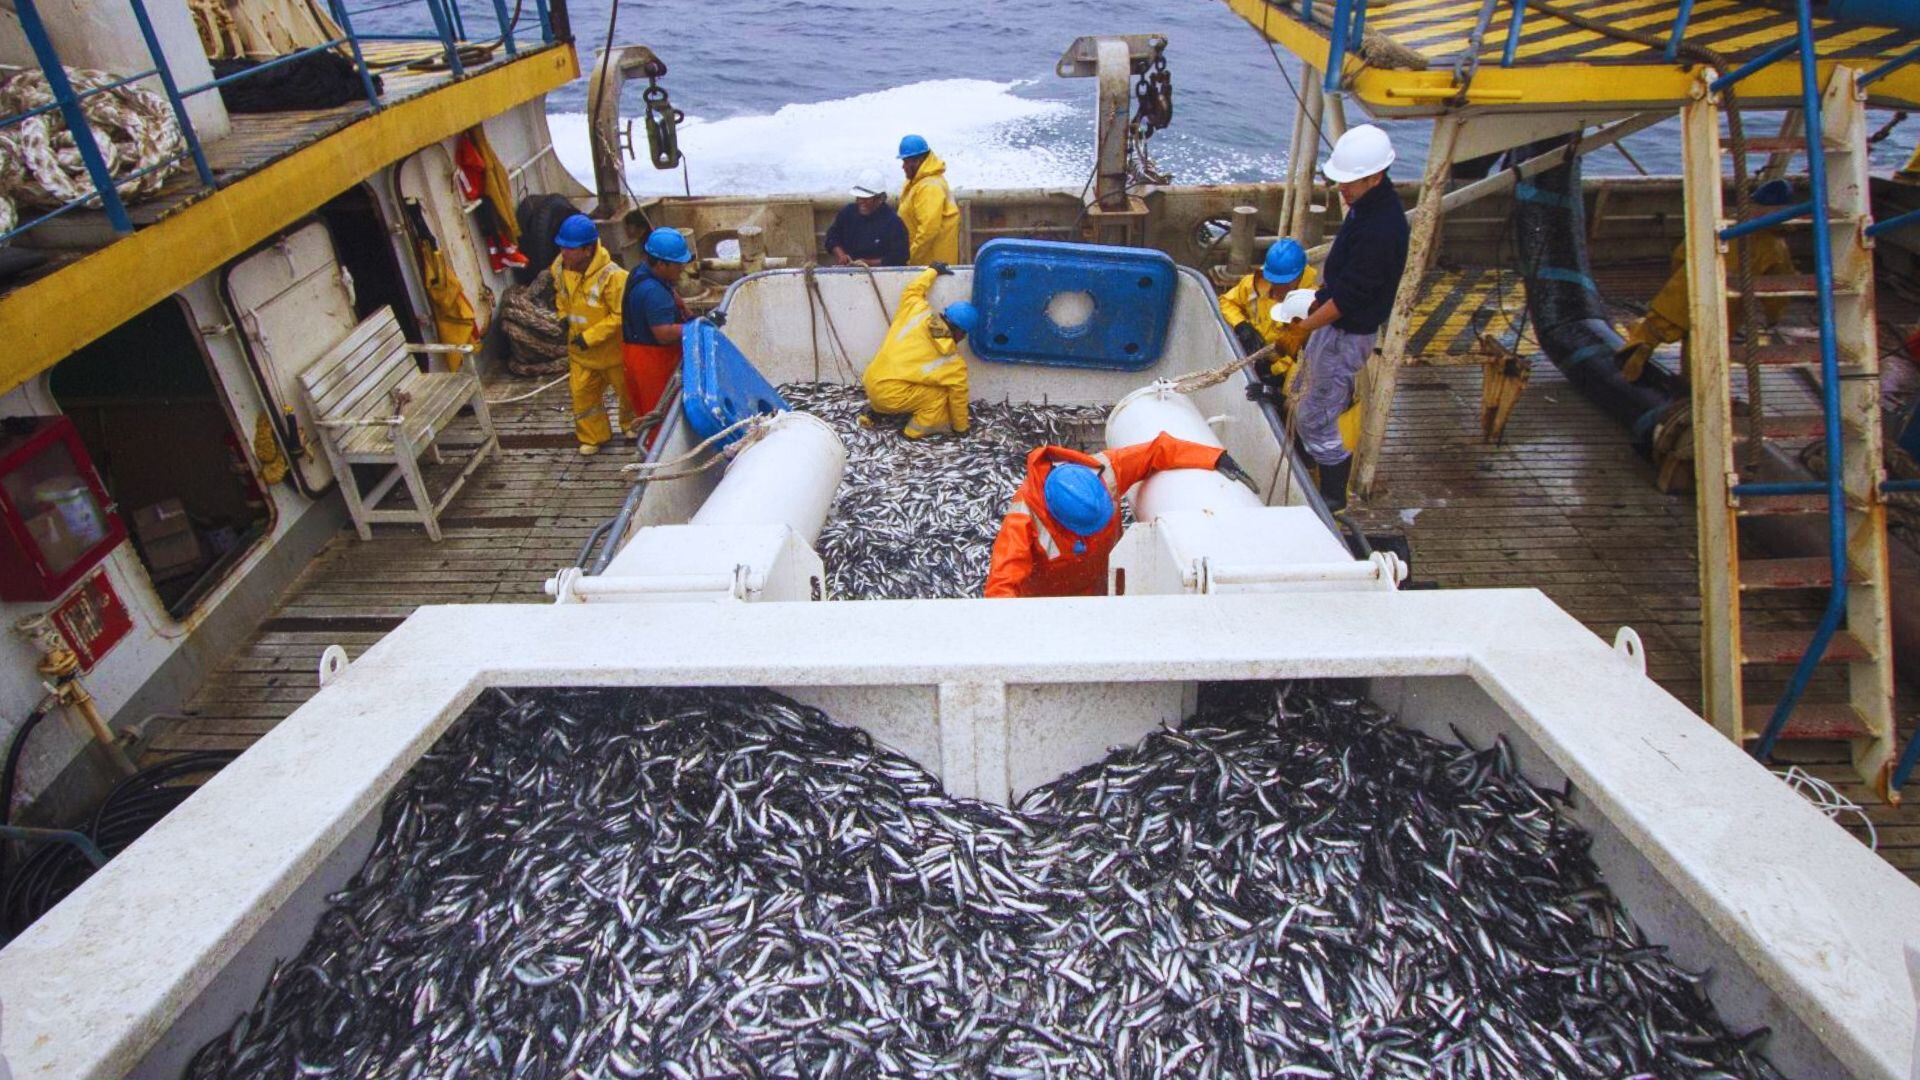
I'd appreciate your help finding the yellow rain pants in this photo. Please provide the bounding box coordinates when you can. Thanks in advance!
[552,244,631,446]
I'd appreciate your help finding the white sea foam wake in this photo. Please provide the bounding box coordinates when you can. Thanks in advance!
[549,78,1090,199]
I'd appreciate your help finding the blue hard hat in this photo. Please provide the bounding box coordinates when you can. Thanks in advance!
[1752,178,1795,207]
[554,213,598,249]
[643,227,693,263]
[942,301,979,335]
[897,134,931,159]
[1043,463,1114,538]
[1262,238,1307,284]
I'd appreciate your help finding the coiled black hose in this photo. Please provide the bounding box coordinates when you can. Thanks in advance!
[1,750,234,943]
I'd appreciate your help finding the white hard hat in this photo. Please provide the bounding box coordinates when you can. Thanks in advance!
[1271,288,1317,324]
[850,169,888,198]
[1322,124,1395,183]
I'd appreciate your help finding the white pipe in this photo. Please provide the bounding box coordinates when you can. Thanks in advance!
[691,412,846,547]
[1104,383,1261,523]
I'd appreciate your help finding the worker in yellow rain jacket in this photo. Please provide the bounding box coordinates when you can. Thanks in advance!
[1220,237,1319,378]
[862,262,977,439]
[896,135,960,266]
[550,214,631,455]
[1615,179,1796,382]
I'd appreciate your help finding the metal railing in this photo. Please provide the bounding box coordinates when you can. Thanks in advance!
[1,0,558,246]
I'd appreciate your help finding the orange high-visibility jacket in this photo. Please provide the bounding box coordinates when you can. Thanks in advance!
[984,433,1223,598]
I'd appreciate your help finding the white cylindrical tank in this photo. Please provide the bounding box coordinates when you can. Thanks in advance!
[691,411,846,547]
[1105,382,1261,522]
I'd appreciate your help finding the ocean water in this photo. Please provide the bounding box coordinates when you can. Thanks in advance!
[479,0,1912,197]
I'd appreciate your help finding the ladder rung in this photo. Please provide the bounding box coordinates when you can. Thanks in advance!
[1722,137,1804,155]
[1735,493,1834,517]
[1738,556,1859,591]
[1753,414,1829,441]
[1728,274,1822,298]
[1742,341,1820,367]
[1740,703,1874,742]
[1741,629,1873,666]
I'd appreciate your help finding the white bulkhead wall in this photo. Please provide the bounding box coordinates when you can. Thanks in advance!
[0,274,323,808]
[0,0,229,140]
[0,107,570,810]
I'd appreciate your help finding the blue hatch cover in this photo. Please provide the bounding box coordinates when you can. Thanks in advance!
[681,318,789,446]
[969,239,1177,370]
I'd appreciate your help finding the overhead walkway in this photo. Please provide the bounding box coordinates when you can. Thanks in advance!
[1226,0,1920,111]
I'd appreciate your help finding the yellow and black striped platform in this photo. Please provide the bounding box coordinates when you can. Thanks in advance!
[1227,0,1920,112]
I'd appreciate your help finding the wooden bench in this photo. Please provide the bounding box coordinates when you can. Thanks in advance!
[299,307,497,542]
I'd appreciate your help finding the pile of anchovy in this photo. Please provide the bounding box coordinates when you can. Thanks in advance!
[779,383,1107,600]
[188,685,1776,1079]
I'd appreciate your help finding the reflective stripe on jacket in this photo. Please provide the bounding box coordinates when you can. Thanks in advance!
[983,433,1223,598]
[552,244,628,370]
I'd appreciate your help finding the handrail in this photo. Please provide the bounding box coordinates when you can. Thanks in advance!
[1665,0,1697,62]
[0,0,553,248]
[1501,0,1527,67]
[1321,0,1368,93]
[1750,0,1849,765]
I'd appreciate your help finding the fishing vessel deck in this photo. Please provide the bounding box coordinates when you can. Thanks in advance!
[0,39,577,398]
[139,257,1920,882]
[1226,0,1920,113]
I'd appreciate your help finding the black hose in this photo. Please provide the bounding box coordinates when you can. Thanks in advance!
[1,702,53,830]
[1509,137,1681,448]
[2,750,234,943]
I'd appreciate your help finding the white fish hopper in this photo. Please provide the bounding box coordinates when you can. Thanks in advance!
[1,596,1917,1079]
[602,265,1323,552]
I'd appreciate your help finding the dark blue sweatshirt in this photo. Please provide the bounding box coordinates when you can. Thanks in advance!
[824,200,910,266]
[1316,180,1410,335]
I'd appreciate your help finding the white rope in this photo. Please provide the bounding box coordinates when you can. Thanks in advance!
[1773,765,1878,850]
[485,372,569,405]
[1166,342,1278,396]
[619,414,766,478]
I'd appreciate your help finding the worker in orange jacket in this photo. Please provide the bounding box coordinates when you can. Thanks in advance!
[984,433,1251,598]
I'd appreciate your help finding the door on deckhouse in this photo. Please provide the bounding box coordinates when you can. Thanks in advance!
[49,301,271,619]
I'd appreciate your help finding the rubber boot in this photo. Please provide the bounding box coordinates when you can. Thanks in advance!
[1316,456,1353,513]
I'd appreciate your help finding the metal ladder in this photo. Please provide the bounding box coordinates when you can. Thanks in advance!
[1682,2,1897,798]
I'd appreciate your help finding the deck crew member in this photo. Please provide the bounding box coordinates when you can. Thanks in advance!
[622,227,694,451]
[984,434,1254,598]
[1282,124,1410,512]
[1220,237,1319,375]
[1614,179,1797,382]
[862,262,977,438]
[897,135,961,266]
[551,213,631,456]
[827,170,910,267]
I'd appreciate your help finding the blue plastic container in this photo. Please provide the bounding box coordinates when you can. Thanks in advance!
[969,239,1177,370]
[681,319,789,446]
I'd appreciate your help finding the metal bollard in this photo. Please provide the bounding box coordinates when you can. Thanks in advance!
[738,226,766,273]
[1227,206,1258,276]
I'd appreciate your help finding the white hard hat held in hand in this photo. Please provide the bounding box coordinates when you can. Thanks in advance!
[1322,124,1395,183]
[1271,288,1317,324]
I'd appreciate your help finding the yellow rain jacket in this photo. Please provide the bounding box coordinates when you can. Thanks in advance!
[417,240,478,370]
[863,267,969,438]
[1219,264,1320,374]
[553,244,632,445]
[899,152,961,266]
[553,243,627,370]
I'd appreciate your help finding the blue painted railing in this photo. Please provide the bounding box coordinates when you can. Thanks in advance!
[0,0,555,246]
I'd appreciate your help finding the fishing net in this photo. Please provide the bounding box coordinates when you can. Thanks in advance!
[188,685,1778,1079]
